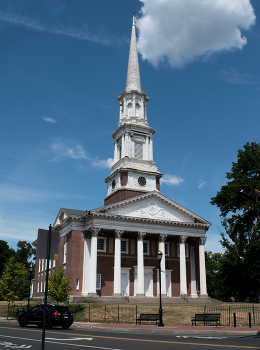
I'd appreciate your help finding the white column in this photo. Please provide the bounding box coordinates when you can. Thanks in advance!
[137,231,146,297]
[179,235,188,295]
[158,234,167,296]
[88,227,100,296]
[122,134,125,158]
[82,231,91,296]
[199,237,208,297]
[114,230,124,296]
[114,142,117,163]
[190,241,198,298]
[125,132,129,157]
[149,136,153,161]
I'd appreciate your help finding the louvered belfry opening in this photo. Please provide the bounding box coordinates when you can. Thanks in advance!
[134,141,143,159]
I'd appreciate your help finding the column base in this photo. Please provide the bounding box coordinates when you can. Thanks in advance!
[113,293,123,297]
[199,294,208,298]
[190,294,198,298]
[136,293,145,297]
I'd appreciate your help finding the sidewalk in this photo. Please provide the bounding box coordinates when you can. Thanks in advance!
[1,317,259,336]
[74,321,260,336]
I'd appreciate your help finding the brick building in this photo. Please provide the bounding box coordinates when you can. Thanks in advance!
[33,16,211,301]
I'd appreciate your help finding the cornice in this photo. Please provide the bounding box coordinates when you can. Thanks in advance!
[112,123,156,139]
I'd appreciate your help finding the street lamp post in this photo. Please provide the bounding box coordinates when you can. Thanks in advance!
[157,250,164,327]
[27,264,33,311]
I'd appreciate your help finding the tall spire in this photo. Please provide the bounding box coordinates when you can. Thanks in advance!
[125,16,141,92]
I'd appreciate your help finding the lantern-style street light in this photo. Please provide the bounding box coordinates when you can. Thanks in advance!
[157,250,164,327]
[27,264,33,311]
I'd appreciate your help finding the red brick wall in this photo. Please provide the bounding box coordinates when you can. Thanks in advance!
[104,189,147,205]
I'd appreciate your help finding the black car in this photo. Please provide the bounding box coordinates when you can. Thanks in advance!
[18,304,73,329]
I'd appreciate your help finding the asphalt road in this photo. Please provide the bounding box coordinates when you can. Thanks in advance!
[0,320,259,350]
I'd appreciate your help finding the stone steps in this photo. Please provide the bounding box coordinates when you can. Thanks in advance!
[70,296,222,304]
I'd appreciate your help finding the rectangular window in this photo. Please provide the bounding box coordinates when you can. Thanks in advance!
[42,259,45,271]
[177,243,189,258]
[53,259,56,268]
[121,239,128,254]
[76,278,79,290]
[37,282,39,293]
[135,142,143,159]
[38,259,41,272]
[143,240,150,255]
[165,242,170,257]
[40,281,43,292]
[64,241,67,263]
[96,274,101,290]
[97,237,106,252]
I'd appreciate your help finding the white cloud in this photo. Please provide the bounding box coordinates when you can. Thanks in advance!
[0,12,111,46]
[161,174,184,186]
[49,140,113,169]
[221,68,256,84]
[92,158,114,168]
[198,180,206,189]
[136,0,256,68]
[42,116,57,123]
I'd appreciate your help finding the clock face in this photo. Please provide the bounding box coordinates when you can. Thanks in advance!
[138,176,146,186]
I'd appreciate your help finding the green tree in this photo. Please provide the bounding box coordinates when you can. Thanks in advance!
[15,241,36,268]
[0,256,27,305]
[205,251,223,299]
[211,142,260,300]
[0,240,15,277]
[48,266,72,303]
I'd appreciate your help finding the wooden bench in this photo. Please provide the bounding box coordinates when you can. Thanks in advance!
[191,313,221,326]
[136,313,160,325]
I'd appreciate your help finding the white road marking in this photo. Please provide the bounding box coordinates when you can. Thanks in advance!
[46,337,93,341]
[0,335,122,350]
[0,340,31,348]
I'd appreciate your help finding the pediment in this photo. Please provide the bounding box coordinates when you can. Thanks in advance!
[98,192,208,224]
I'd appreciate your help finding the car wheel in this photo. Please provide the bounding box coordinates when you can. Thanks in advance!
[62,325,71,330]
[19,317,27,327]
[45,319,52,329]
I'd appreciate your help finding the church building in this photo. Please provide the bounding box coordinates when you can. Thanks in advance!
[33,17,211,300]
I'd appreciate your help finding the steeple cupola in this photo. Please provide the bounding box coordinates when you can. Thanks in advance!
[104,16,162,206]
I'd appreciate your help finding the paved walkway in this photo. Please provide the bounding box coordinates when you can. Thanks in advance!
[74,321,260,336]
[1,317,259,336]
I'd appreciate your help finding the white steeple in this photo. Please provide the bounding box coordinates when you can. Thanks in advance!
[125,16,141,92]
[104,16,162,206]
[117,15,149,127]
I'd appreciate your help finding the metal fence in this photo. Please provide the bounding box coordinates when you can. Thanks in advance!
[84,305,136,324]
[205,305,260,326]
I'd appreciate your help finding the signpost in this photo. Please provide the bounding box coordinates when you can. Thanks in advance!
[36,225,59,350]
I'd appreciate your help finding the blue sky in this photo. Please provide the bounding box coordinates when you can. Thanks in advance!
[0,0,259,254]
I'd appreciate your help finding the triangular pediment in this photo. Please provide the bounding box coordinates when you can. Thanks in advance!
[93,192,210,225]
[53,208,86,228]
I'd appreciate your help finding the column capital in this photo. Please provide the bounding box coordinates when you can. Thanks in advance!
[115,229,124,238]
[199,237,207,246]
[159,233,167,242]
[89,226,101,236]
[83,230,91,239]
[179,235,188,244]
[137,231,146,240]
